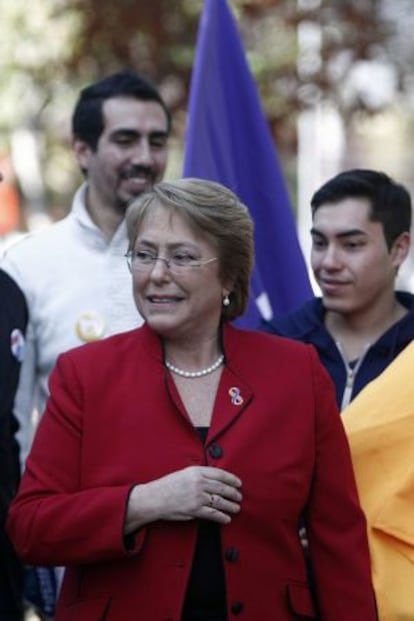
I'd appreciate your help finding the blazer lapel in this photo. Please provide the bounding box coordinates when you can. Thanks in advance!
[208,367,253,441]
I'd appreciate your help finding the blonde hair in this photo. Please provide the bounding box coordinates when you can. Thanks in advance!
[126,178,254,321]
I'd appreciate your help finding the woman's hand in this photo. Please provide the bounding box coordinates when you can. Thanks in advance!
[125,466,242,534]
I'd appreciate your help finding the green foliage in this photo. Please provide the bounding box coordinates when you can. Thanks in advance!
[0,0,409,220]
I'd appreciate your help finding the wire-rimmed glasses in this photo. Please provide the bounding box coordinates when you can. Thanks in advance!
[125,250,218,274]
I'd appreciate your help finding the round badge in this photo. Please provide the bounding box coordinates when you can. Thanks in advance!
[10,328,25,362]
[75,312,106,342]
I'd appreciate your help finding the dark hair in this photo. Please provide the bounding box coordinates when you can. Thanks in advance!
[72,70,171,150]
[311,169,412,249]
[126,178,254,322]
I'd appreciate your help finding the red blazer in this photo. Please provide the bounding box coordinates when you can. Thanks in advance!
[7,324,376,621]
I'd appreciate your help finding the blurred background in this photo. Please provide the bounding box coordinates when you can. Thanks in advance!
[1,0,414,286]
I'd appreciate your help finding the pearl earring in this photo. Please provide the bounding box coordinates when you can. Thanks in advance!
[223,294,230,307]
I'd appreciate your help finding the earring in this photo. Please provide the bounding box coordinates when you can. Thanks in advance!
[223,294,230,307]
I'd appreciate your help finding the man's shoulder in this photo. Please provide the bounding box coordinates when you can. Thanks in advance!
[227,323,318,361]
[396,290,414,311]
[0,268,24,298]
[259,297,325,340]
[0,269,27,328]
[3,217,72,258]
[378,290,414,348]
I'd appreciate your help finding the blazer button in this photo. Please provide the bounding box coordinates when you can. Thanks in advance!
[231,601,244,615]
[225,547,239,562]
[208,444,223,459]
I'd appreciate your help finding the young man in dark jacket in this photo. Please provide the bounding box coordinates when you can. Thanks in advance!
[262,169,414,409]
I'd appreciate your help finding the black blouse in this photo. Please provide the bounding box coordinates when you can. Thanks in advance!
[181,427,228,621]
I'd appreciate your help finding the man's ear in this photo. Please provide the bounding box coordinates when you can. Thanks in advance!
[390,231,411,268]
[72,138,91,173]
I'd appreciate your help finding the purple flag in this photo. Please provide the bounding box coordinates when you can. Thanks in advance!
[183,0,313,327]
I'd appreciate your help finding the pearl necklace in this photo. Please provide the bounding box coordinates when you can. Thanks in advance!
[165,354,224,378]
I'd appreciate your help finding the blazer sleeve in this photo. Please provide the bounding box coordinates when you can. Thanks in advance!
[6,351,147,566]
[304,350,377,620]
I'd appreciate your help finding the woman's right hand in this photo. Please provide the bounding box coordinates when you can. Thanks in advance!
[124,466,242,534]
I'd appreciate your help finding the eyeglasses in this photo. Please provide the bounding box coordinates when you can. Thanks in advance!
[125,250,218,274]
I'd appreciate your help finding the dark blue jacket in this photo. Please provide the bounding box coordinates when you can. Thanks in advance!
[260,291,414,409]
[0,269,27,503]
[0,269,27,621]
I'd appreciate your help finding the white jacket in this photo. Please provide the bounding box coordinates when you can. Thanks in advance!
[1,183,142,463]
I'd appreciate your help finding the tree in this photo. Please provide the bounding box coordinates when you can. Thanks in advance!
[0,0,409,223]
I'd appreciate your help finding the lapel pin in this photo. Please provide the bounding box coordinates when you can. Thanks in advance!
[229,386,243,406]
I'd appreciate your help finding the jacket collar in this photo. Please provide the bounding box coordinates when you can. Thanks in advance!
[273,293,414,355]
[70,182,128,251]
[139,322,254,439]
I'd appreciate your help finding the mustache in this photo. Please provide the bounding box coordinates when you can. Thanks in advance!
[121,165,156,180]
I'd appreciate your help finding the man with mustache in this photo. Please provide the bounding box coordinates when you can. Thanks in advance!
[262,169,414,410]
[1,71,171,619]
[2,70,170,464]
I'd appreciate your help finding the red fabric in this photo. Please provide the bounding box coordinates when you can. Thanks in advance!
[7,324,377,621]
